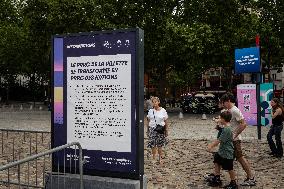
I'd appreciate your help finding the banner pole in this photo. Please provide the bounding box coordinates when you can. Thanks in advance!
[257,73,262,140]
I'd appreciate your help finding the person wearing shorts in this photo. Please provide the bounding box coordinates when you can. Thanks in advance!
[220,93,256,186]
[207,111,237,189]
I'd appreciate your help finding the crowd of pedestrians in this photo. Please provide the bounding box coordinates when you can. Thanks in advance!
[145,92,283,188]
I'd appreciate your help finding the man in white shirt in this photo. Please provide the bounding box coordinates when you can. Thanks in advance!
[220,93,256,186]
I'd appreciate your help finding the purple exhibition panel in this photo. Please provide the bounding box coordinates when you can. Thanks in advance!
[52,29,144,179]
[237,84,257,125]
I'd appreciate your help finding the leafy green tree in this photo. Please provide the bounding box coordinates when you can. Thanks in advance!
[0,0,283,102]
[254,0,283,69]
[0,0,27,102]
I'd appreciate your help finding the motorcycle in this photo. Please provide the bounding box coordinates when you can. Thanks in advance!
[191,96,217,114]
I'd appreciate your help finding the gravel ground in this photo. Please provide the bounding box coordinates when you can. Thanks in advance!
[0,109,283,188]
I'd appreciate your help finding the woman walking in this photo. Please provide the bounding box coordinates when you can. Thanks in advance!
[267,98,284,158]
[146,96,169,164]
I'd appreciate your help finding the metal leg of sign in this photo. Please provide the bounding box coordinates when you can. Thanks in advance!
[257,73,262,140]
[139,175,147,189]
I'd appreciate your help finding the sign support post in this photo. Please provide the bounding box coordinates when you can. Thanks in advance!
[256,73,262,139]
[235,46,262,140]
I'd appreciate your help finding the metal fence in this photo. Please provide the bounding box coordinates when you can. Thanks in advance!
[0,129,84,189]
[0,129,51,163]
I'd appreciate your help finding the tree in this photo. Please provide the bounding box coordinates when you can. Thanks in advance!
[0,0,283,101]
[0,0,27,102]
[252,0,282,70]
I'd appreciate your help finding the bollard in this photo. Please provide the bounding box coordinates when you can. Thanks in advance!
[20,105,23,110]
[179,111,184,119]
[202,113,207,120]
[39,106,42,111]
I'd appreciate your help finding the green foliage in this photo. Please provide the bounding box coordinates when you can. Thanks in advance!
[254,0,283,68]
[0,24,26,80]
[0,0,283,100]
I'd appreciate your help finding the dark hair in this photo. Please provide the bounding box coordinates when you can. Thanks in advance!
[220,111,232,122]
[271,98,284,119]
[271,98,281,108]
[220,92,235,103]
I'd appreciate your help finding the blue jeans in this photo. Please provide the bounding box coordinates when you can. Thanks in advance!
[267,124,283,157]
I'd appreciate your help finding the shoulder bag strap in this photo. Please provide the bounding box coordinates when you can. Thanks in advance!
[153,109,157,125]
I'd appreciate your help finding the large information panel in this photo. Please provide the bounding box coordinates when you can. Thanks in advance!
[52,29,144,179]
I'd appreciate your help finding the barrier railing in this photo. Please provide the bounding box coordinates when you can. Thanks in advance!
[0,129,51,163]
[0,141,84,189]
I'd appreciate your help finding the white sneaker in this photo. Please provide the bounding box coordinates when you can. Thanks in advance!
[240,177,256,186]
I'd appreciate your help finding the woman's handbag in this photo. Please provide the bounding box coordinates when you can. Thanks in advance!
[154,124,165,134]
[153,110,165,134]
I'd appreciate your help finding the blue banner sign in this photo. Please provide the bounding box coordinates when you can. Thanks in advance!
[235,47,260,74]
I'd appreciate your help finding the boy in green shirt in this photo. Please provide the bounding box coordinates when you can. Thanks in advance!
[207,111,238,189]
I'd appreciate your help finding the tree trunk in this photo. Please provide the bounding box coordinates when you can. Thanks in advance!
[30,74,36,107]
[5,85,9,105]
[158,78,166,107]
[157,67,167,107]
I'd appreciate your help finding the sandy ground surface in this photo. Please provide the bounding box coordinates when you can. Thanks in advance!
[0,109,283,188]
